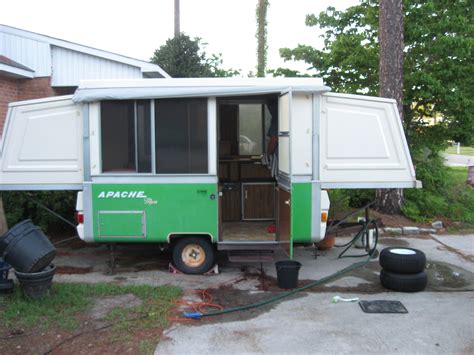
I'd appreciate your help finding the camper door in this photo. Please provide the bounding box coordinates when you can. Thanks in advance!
[277,93,291,253]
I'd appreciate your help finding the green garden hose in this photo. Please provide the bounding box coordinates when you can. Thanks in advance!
[184,225,378,319]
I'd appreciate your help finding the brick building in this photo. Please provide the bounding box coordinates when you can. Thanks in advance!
[0,24,169,133]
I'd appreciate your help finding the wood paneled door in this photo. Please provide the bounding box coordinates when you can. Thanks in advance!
[242,183,275,220]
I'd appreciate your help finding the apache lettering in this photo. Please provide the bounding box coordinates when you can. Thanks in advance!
[97,191,146,199]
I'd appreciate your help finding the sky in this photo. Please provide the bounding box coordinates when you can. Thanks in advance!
[0,0,359,76]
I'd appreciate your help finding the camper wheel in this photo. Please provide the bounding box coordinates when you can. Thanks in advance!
[172,237,215,275]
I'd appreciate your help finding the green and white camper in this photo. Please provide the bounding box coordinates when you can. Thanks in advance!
[0,78,419,273]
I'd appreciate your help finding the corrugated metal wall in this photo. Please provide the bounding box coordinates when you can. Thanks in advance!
[0,32,51,76]
[51,46,141,87]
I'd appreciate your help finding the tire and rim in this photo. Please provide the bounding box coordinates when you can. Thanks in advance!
[380,269,428,292]
[172,237,215,275]
[379,247,426,274]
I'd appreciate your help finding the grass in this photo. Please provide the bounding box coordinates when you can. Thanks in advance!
[444,145,474,156]
[0,282,181,331]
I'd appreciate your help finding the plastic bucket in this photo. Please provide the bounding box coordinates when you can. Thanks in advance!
[15,264,56,299]
[0,220,56,273]
[275,260,301,289]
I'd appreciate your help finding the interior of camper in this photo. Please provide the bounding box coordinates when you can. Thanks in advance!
[217,95,280,242]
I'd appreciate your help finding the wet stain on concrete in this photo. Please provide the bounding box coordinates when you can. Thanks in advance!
[185,285,304,325]
[425,261,474,291]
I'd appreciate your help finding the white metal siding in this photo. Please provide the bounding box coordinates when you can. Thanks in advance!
[51,46,141,87]
[0,32,51,76]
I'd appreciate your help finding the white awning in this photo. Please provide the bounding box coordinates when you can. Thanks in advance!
[72,78,330,103]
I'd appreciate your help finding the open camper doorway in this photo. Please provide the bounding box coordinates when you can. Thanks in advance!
[217,96,279,242]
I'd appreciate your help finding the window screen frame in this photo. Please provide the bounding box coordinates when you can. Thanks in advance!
[97,98,212,176]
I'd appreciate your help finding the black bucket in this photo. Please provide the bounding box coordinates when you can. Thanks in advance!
[0,220,56,273]
[275,260,301,289]
[15,264,56,299]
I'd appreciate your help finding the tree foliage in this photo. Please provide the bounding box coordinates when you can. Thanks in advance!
[151,34,239,78]
[277,0,474,147]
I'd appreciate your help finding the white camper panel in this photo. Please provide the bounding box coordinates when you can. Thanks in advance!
[319,93,417,188]
[0,96,83,189]
[291,93,313,176]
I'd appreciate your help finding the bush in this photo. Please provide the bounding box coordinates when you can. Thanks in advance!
[402,152,474,223]
[327,189,351,219]
[1,191,77,233]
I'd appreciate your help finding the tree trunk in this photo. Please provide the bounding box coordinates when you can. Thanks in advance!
[256,0,269,77]
[376,0,404,214]
[174,0,180,38]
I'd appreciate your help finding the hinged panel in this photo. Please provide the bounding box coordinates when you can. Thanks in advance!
[319,93,417,188]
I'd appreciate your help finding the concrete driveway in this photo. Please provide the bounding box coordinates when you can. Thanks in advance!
[154,234,474,354]
[443,153,474,167]
[51,233,474,354]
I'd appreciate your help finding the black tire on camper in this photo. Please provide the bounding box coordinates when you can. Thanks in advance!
[172,237,215,275]
[380,269,428,292]
[379,247,426,274]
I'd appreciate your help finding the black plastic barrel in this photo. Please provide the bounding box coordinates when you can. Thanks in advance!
[275,260,302,289]
[15,264,56,299]
[0,220,56,273]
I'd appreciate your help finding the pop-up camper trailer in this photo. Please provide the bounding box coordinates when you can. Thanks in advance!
[0,78,419,274]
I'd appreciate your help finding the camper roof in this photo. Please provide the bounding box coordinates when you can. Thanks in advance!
[72,78,330,103]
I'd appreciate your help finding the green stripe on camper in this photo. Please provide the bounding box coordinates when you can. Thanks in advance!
[91,183,218,242]
[291,183,312,243]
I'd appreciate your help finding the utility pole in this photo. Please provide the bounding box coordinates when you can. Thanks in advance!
[174,0,180,38]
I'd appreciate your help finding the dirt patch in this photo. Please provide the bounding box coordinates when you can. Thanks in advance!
[369,210,431,228]
[56,266,93,274]
[1,321,163,355]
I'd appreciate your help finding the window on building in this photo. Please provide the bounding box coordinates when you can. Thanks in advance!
[100,100,152,173]
[155,98,208,174]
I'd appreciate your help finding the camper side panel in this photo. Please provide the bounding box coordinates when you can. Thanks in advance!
[0,97,83,189]
[320,93,416,188]
[90,183,218,242]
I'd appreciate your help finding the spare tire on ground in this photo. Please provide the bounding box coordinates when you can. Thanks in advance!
[380,269,427,292]
[379,247,426,274]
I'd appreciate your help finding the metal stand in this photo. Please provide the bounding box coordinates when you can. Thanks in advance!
[107,244,116,275]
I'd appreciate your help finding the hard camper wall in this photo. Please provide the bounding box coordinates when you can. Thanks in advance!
[0,96,83,190]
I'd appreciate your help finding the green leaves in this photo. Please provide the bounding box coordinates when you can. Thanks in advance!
[276,0,474,147]
[151,34,239,78]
